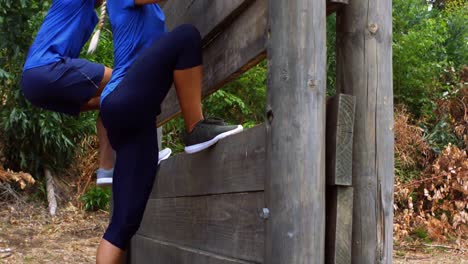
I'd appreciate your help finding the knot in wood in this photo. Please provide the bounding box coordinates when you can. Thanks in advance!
[308,79,317,90]
[369,23,379,34]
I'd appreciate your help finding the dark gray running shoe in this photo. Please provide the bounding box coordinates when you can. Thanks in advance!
[183,118,243,154]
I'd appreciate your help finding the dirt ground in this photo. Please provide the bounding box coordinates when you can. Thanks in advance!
[0,201,108,264]
[0,201,466,264]
[394,246,467,263]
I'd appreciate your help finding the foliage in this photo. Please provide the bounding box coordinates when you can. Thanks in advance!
[435,76,468,150]
[73,136,100,198]
[80,186,110,211]
[394,144,468,244]
[394,86,467,243]
[394,106,432,182]
[1,108,96,175]
[162,117,185,154]
[326,14,337,96]
[421,116,461,153]
[204,61,267,127]
[393,0,468,117]
[81,22,114,69]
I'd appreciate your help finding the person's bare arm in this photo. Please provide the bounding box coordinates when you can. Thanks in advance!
[134,0,166,5]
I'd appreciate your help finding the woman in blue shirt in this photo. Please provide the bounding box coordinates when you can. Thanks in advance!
[96,0,243,261]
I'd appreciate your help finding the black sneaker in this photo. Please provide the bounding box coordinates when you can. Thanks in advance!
[183,118,243,154]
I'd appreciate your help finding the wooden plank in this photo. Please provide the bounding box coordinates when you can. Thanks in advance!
[158,0,267,125]
[327,0,349,15]
[336,0,394,261]
[325,186,354,264]
[326,94,356,186]
[151,125,265,199]
[265,0,327,263]
[163,0,254,46]
[129,235,256,264]
[137,192,265,263]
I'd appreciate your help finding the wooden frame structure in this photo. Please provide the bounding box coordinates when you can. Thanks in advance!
[127,0,394,263]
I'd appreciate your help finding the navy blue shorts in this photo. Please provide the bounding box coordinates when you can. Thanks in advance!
[21,57,105,116]
[101,24,203,250]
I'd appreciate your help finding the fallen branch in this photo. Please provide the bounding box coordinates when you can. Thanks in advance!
[44,169,57,216]
[422,243,466,252]
[0,183,21,201]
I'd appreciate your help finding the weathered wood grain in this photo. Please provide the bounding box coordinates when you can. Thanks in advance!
[129,235,257,264]
[158,0,267,125]
[163,0,254,46]
[325,186,354,264]
[326,94,356,186]
[336,0,394,261]
[151,125,265,199]
[265,0,327,263]
[137,192,265,263]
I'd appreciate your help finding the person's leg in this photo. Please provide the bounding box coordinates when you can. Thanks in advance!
[77,66,116,185]
[97,114,114,169]
[96,239,125,264]
[96,123,159,262]
[80,66,113,111]
[173,65,204,132]
[121,24,242,154]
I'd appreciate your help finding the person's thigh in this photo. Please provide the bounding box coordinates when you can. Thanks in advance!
[120,24,203,114]
[21,58,105,116]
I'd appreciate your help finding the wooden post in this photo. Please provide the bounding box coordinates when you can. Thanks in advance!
[336,0,394,262]
[265,0,326,263]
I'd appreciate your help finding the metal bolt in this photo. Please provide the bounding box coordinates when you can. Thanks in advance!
[260,208,270,219]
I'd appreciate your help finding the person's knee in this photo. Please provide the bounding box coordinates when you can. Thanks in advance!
[103,221,140,250]
[21,77,42,106]
[177,24,202,44]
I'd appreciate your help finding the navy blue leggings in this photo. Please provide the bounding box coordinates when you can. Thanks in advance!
[100,24,203,250]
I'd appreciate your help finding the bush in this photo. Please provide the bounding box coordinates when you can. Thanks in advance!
[394,144,468,243]
[394,106,432,182]
[80,186,110,211]
[393,0,468,118]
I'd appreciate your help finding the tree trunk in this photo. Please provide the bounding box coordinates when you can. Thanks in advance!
[44,169,57,216]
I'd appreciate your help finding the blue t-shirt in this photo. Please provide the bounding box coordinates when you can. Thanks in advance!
[23,0,98,71]
[101,0,166,103]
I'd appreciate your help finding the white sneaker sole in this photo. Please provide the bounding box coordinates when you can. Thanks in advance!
[158,147,172,165]
[96,148,173,186]
[96,178,112,187]
[184,125,243,154]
